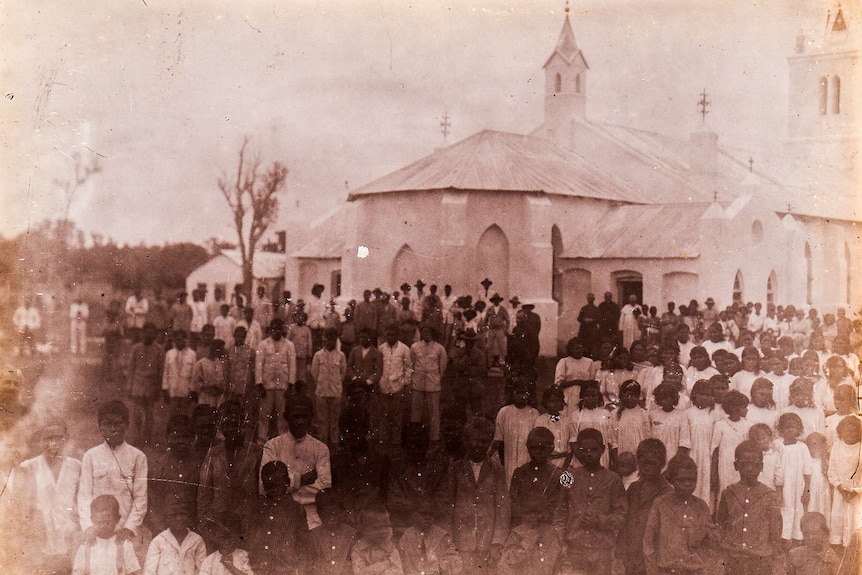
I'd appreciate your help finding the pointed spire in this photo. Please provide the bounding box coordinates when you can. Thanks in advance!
[553,12,580,63]
[833,6,847,31]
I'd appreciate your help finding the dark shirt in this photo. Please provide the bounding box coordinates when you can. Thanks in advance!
[147,451,202,534]
[564,466,627,550]
[597,301,621,335]
[616,476,673,572]
[509,461,565,529]
[246,494,312,574]
[347,345,383,387]
[311,522,356,575]
[577,303,600,339]
[331,444,390,510]
[716,481,782,558]
[387,447,450,529]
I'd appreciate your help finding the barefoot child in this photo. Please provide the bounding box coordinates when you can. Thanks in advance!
[827,416,862,548]
[775,412,813,547]
[684,379,719,510]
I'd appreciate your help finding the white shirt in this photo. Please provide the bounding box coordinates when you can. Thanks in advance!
[378,341,412,394]
[13,305,41,330]
[199,549,253,575]
[17,455,82,556]
[748,312,765,333]
[72,536,140,575]
[70,302,90,321]
[78,442,148,535]
[144,529,207,575]
[163,347,197,397]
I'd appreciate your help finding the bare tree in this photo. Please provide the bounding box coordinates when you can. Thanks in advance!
[53,150,101,248]
[218,136,288,301]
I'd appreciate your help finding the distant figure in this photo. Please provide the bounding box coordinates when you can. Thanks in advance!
[124,288,149,337]
[70,298,90,354]
[12,297,41,356]
[619,294,641,349]
[577,293,600,357]
[597,292,620,345]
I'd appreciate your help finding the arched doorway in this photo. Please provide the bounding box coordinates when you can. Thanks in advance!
[476,225,510,298]
[612,270,643,305]
[391,244,423,290]
[733,270,744,303]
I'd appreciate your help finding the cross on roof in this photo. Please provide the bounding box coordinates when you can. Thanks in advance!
[565,0,570,13]
[713,191,718,203]
[697,89,710,123]
[440,113,451,143]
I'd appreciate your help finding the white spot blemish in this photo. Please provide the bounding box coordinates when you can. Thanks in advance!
[357,246,369,259]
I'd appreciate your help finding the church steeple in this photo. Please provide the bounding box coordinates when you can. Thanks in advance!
[542,2,589,147]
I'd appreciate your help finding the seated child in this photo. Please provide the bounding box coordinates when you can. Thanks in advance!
[787,512,839,575]
[311,489,356,575]
[198,511,254,575]
[351,503,403,575]
[247,461,312,575]
[398,499,462,575]
[616,438,671,575]
[72,495,141,575]
[716,440,782,575]
[643,454,716,575]
[563,428,626,575]
[143,500,206,575]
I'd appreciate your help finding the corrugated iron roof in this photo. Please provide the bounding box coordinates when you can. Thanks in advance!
[219,249,285,278]
[349,130,645,203]
[292,235,344,259]
[561,204,710,259]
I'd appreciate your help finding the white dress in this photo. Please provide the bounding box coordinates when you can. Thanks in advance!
[711,418,752,496]
[827,440,862,546]
[777,440,813,540]
[18,455,82,556]
[494,405,540,485]
[746,405,777,430]
[807,456,831,525]
[648,408,691,463]
[612,406,651,456]
[685,406,719,511]
[782,406,825,440]
[571,407,613,468]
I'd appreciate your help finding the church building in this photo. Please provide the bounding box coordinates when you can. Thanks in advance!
[286,3,861,355]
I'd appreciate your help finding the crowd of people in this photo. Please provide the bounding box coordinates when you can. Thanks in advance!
[2,278,861,575]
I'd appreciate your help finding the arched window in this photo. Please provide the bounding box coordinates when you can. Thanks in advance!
[575,73,583,94]
[476,225,510,298]
[831,75,841,114]
[805,242,813,305]
[554,73,562,94]
[733,270,744,303]
[391,244,422,289]
[767,270,777,305]
[819,76,828,115]
[751,220,764,244]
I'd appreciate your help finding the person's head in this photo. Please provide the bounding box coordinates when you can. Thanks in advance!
[676,323,691,344]
[358,504,393,546]
[294,312,308,327]
[619,379,641,410]
[411,498,438,531]
[833,385,856,415]
[705,297,715,309]
[666,454,698,498]
[141,322,157,345]
[384,326,399,347]
[269,318,285,340]
[616,452,637,477]
[741,347,760,372]
[200,323,215,345]
[420,325,435,343]
[212,512,242,555]
[526,427,555,466]
[91,495,121,539]
[689,346,711,371]
[760,332,775,351]
[801,350,820,377]
[788,357,806,377]
[243,307,254,323]
[628,294,638,305]
[777,412,805,442]
[401,422,431,463]
[261,460,291,498]
[603,292,613,302]
[210,339,225,360]
[800,512,830,544]
[805,432,828,459]
[284,399,314,439]
[215,400,244,444]
[636,438,667,479]
[165,500,193,535]
[837,415,862,446]
[97,400,129,447]
[750,378,775,409]
[172,329,188,350]
[749,423,774,452]
[661,363,684,392]
[315,489,344,527]
[720,354,741,377]
[38,420,68,458]
[444,284,452,297]
[311,284,325,298]
[630,340,647,362]
[767,354,786,376]
[463,416,495,463]
[721,390,749,421]
[578,380,603,410]
[707,322,723,343]
[690,379,715,410]
[598,339,615,360]
[233,326,247,347]
[789,377,814,408]
[566,337,585,359]
[165,415,194,457]
[542,386,566,416]
[777,336,795,358]
[511,380,531,409]
[218,303,229,318]
[192,404,218,445]
[575,428,605,469]
[824,355,849,383]
[401,296,411,310]
[734,440,763,483]
[357,329,374,349]
[653,383,680,412]
[709,374,731,403]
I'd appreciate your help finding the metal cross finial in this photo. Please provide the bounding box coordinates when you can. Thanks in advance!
[565,0,570,13]
[440,112,451,143]
[786,202,793,214]
[697,89,710,123]
[748,156,754,173]
[713,191,718,203]
[344,180,349,191]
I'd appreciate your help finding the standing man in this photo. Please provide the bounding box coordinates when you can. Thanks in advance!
[253,285,274,332]
[484,294,510,367]
[701,297,720,332]
[69,297,89,354]
[442,285,458,347]
[597,292,620,346]
[410,325,448,442]
[307,284,327,354]
[169,291,193,334]
[619,294,641,349]
[376,327,412,446]
[148,288,170,342]
[255,318,296,441]
[13,297,41,356]
[576,293,600,358]
[125,288,149,340]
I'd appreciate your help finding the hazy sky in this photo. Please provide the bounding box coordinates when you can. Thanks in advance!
[0,0,836,245]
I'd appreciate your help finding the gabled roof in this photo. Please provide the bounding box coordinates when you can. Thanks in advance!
[543,14,588,68]
[219,249,285,278]
[561,204,711,259]
[291,205,345,259]
[348,130,645,203]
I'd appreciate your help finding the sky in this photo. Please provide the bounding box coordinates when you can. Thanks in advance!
[0,0,840,246]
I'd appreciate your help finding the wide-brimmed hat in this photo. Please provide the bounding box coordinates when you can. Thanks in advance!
[509,296,521,306]
[461,328,478,341]
[480,278,493,291]
[415,279,426,289]
[521,303,536,311]
[705,297,715,305]
[372,287,382,295]
[489,293,504,304]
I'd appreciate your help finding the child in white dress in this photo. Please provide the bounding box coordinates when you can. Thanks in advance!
[570,381,612,469]
[746,378,778,431]
[782,378,825,440]
[611,380,651,461]
[775,412,813,547]
[684,379,719,511]
[749,423,782,490]
[494,381,540,485]
[804,432,831,524]
[649,383,690,464]
[827,416,862,547]
[711,391,752,497]
[533,386,573,468]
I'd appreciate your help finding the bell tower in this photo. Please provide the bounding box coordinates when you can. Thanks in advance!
[542,2,589,147]
[786,3,860,173]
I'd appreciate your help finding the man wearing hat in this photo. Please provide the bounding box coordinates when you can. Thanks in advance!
[451,328,487,418]
[702,297,719,331]
[307,284,327,354]
[410,324,448,441]
[412,279,427,322]
[484,294,510,367]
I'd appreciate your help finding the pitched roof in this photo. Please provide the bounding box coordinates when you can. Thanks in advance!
[348,130,645,203]
[219,249,285,278]
[561,204,710,259]
[291,206,345,259]
[543,14,587,68]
